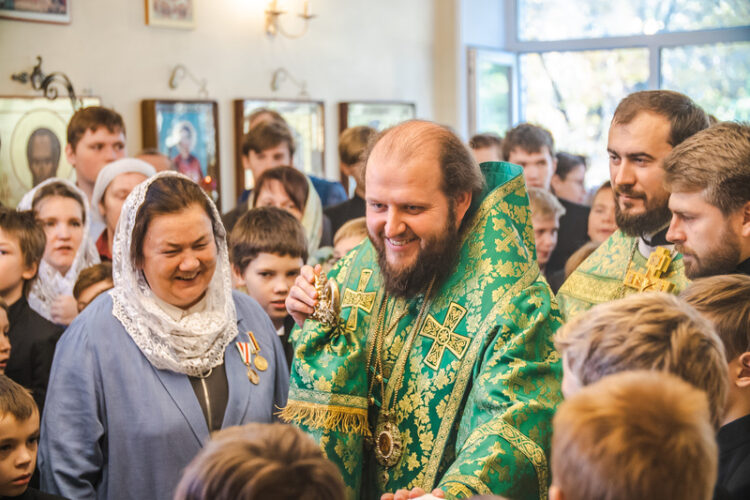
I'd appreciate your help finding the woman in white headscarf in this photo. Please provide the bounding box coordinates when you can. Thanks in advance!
[17,178,99,325]
[39,172,289,500]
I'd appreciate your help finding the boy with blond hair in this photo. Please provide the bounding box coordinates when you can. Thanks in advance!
[230,207,307,370]
[550,370,718,500]
[682,274,750,499]
[555,291,728,428]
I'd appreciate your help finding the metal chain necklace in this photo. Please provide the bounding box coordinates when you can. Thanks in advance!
[366,278,435,468]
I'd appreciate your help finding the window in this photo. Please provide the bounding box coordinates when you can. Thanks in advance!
[468,1,750,187]
[518,0,750,41]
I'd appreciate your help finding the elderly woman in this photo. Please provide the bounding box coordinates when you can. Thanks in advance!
[18,178,99,325]
[39,173,289,500]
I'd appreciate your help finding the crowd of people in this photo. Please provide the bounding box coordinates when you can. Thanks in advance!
[0,88,748,500]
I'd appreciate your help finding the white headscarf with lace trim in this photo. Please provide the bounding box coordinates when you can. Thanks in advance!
[110,171,238,376]
[17,178,100,323]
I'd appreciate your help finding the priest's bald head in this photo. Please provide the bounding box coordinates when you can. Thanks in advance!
[363,120,485,297]
[664,121,750,278]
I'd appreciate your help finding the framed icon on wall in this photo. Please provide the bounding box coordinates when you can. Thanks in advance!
[141,99,221,208]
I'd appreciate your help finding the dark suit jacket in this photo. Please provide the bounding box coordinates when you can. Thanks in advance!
[325,194,366,238]
[280,315,296,371]
[6,296,64,414]
[546,197,590,275]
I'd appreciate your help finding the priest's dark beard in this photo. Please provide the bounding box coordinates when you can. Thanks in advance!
[614,189,672,237]
[370,205,462,299]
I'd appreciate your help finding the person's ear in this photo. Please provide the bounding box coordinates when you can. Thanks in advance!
[736,352,750,389]
[21,261,38,281]
[231,265,247,288]
[548,484,565,500]
[241,153,252,172]
[454,191,472,228]
[65,142,76,166]
[740,201,750,238]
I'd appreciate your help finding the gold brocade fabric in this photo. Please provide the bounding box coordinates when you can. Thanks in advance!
[556,230,689,321]
[281,162,563,500]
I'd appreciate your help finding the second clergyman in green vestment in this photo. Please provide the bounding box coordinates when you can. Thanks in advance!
[281,122,562,500]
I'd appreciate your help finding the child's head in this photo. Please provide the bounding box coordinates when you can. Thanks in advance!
[587,181,617,244]
[0,300,10,375]
[252,166,308,222]
[230,207,307,329]
[527,187,565,270]
[241,121,295,178]
[333,217,367,260]
[550,370,717,500]
[174,423,346,500]
[555,291,728,428]
[73,262,114,312]
[0,208,45,303]
[681,274,750,425]
[0,375,40,498]
[339,126,376,195]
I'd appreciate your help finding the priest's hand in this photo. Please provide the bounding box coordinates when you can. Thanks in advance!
[286,264,320,326]
[380,487,445,500]
[51,294,78,326]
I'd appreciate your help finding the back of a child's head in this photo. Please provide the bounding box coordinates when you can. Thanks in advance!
[0,208,45,293]
[555,292,728,428]
[230,207,308,274]
[0,374,37,422]
[73,262,114,301]
[680,274,750,362]
[173,423,346,500]
[339,126,376,166]
[551,370,717,500]
[333,217,368,247]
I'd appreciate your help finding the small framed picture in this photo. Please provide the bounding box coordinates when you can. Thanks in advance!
[0,0,71,24]
[338,101,416,133]
[337,101,416,187]
[0,95,100,208]
[144,0,194,29]
[233,98,325,201]
[141,99,221,209]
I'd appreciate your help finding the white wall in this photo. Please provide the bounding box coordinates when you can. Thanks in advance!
[0,0,436,208]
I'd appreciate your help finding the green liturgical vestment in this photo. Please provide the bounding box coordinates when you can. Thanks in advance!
[281,162,563,500]
[556,229,689,321]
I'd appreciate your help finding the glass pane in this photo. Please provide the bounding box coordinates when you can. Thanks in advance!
[662,42,750,121]
[476,52,513,136]
[518,0,750,41]
[520,49,649,187]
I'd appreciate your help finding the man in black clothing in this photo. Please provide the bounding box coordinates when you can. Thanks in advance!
[664,122,750,279]
[502,124,590,275]
[682,275,750,500]
[325,125,376,237]
[0,209,62,413]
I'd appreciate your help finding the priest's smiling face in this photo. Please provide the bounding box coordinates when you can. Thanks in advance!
[140,203,217,309]
[365,135,471,298]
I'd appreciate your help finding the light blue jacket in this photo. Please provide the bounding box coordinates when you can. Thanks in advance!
[39,291,289,500]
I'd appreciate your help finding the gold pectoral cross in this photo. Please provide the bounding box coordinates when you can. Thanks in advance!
[341,269,377,331]
[623,247,676,293]
[419,302,470,370]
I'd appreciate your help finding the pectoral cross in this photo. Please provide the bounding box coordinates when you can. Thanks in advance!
[341,269,377,331]
[623,247,676,293]
[419,302,470,370]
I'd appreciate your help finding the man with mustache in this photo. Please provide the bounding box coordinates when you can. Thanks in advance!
[283,120,563,499]
[557,90,709,320]
[663,122,750,279]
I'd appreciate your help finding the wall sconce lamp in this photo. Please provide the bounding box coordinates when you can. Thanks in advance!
[265,0,315,39]
[168,64,209,97]
[11,56,82,110]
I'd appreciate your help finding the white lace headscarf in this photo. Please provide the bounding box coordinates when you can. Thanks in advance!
[110,171,238,376]
[17,178,100,323]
